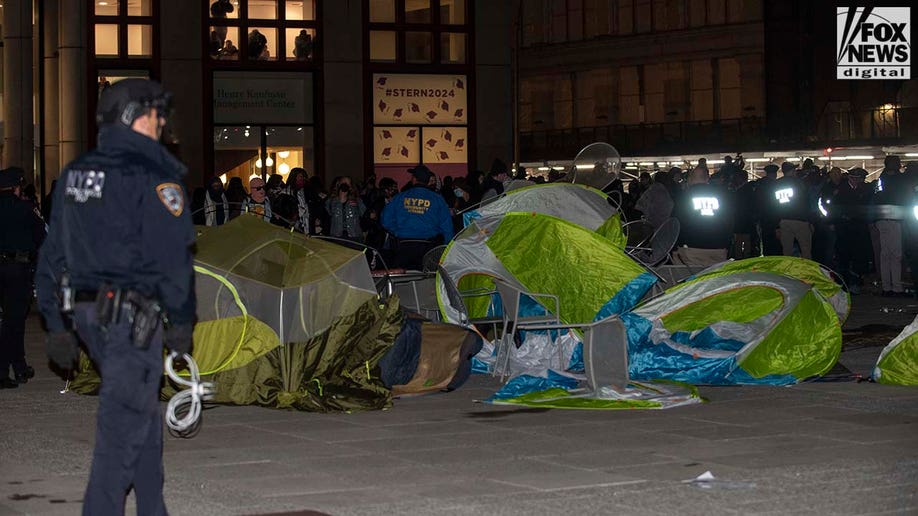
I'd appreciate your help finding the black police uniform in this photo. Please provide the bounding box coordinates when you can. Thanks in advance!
[35,79,194,516]
[673,183,734,264]
[0,168,45,388]
[832,174,874,290]
[753,175,781,255]
[772,174,813,259]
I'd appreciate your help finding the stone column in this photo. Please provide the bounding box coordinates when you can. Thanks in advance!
[43,0,61,189]
[475,0,514,172]
[2,0,34,180]
[160,0,204,188]
[321,0,363,182]
[57,0,87,168]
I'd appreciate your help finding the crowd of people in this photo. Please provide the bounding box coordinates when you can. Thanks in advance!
[191,153,918,296]
[619,154,918,297]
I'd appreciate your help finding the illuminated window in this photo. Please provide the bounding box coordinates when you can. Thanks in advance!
[206,0,318,63]
[92,0,155,59]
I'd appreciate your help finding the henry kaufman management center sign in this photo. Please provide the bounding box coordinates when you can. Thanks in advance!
[837,7,911,79]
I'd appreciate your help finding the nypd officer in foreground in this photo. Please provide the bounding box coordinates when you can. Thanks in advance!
[35,79,195,516]
[381,164,454,270]
[0,167,45,388]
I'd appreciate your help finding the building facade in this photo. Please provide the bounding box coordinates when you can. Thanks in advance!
[0,0,514,197]
[516,0,917,169]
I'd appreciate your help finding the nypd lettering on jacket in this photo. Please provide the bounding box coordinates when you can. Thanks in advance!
[65,169,106,203]
[404,197,431,214]
[692,196,720,216]
[775,188,794,204]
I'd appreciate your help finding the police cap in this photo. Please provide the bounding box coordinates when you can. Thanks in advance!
[407,164,434,184]
[96,78,173,127]
[0,167,24,189]
[781,162,796,173]
[848,167,868,178]
[763,164,779,175]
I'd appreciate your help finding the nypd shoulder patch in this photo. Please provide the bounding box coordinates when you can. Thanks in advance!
[156,183,184,217]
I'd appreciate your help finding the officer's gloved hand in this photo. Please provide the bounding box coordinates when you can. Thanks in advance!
[46,331,80,370]
[164,324,194,356]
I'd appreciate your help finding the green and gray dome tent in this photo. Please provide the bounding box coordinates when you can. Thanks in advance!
[461,183,626,248]
[437,212,656,331]
[624,272,842,385]
[73,214,404,412]
[686,256,850,324]
[873,315,918,385]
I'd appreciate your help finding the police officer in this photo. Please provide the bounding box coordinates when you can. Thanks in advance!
[382,164,454,270]
[0,167,45,388]
[773,161,813,259]
[753,164,781,255]
[35,79,194,515]
[672,166,733,266]
[833,167,874,293]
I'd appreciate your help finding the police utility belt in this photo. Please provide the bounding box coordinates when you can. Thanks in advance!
[63,283,163,351]
[0,250,31,264]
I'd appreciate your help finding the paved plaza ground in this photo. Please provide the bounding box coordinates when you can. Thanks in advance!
[1,292,917,516]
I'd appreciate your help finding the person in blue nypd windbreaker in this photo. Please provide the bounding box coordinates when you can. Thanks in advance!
[381,164,454,270]
[35,79,194,516]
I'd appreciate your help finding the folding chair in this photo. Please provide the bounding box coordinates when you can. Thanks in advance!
[422,245,448,273]
[491,278,563,380]
[626,217,680,283]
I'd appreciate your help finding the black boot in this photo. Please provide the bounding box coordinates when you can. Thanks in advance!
[13,365,35,384]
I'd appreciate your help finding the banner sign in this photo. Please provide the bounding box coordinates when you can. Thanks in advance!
[374,127,421,163]
[421,127,467,164]
[373,74,468,125]
[214,72,313,124]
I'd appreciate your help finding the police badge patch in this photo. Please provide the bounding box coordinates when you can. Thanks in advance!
[156,183,184,216]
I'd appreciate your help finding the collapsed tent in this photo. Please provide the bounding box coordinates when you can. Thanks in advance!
[71,215,480,411]
[625,272,842,385]
[437,212,655,327]
[462,183,626,248]
[685,256,850,324]
[873,315,918,385]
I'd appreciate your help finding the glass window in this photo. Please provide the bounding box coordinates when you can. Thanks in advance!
[95,24,120,57]
[370,31,397,62]
[210,26,241,59]
[247,27,277,60]
[405,31,432,63]
[267,126,316,181]
[96,1,119,16]
[127,25,153,57]
[285,0,316,20]
[213,126,262,186]
[208,0,239,20]
[247,0,278,19]
[440,0,465,24]
[369,0,395,22]
[285,28,315,61]
[128,0,153,16]
[405,0,431,23]
[440,32,466,64]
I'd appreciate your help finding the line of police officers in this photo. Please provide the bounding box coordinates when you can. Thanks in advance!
[671,155,918,295]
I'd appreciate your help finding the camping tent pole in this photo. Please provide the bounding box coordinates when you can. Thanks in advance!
[280,288,288,392]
